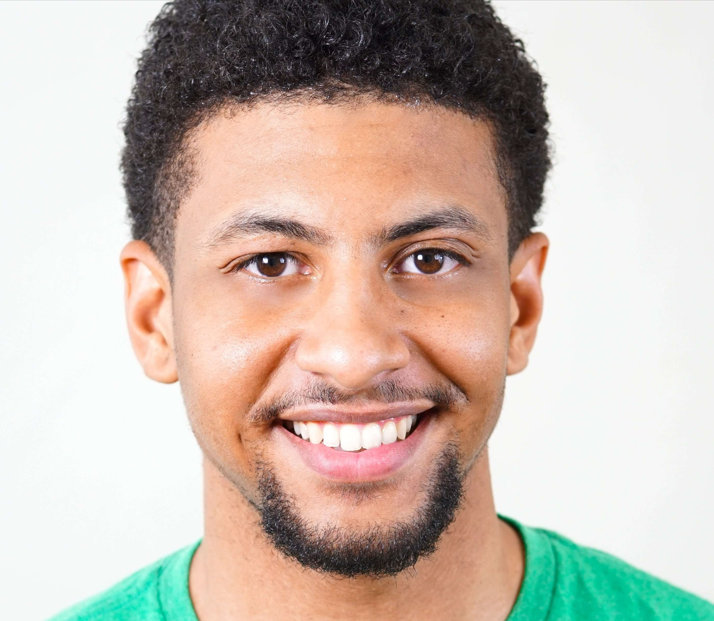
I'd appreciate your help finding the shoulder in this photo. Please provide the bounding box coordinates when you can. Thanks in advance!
[46,561,164,621]
[536,525,714,621]
[46,542,199,621]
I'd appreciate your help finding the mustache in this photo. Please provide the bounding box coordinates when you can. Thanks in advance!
[249,378,468,424]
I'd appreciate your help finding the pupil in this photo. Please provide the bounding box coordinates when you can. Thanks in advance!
[258,253,287,277]
[415,251,444,274]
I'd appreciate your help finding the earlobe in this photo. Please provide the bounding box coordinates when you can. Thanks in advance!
[120,241,178,384]
[506,232,549,376]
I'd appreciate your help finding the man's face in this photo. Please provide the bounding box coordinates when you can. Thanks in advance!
[152,101,526,574]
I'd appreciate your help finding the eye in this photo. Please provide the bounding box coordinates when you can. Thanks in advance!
[394,249,465,275]
[236,253,308,278]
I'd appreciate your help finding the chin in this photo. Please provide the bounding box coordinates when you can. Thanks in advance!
[250,426,466,578]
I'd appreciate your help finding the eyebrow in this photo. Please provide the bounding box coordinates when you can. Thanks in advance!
[205,212,334,248]
[204,205,492,249]
[373,205,494,246]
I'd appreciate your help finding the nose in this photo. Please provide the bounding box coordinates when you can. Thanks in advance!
[294,279,410,391]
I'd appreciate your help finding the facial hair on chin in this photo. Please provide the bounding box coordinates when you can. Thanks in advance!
[254,442,465,578]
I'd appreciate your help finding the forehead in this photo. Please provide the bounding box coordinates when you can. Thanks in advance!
[177,101,507,247]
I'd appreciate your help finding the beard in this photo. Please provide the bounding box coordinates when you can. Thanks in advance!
[255,442,465,578]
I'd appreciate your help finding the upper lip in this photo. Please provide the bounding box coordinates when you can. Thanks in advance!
[278,400,435,424]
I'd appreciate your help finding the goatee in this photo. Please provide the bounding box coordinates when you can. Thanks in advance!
[256,443,464,578]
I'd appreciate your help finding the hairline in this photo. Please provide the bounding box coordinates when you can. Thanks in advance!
[150,91,515,281]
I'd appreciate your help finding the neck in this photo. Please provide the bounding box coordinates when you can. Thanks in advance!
[189,447,524,621]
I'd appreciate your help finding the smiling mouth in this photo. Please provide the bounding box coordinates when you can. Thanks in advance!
[282,413,424,452]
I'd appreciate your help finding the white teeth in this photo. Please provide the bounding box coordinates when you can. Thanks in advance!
[396,417,408,440]
[361,423,382,450]
[322,423,340,447]
[339,424,362,452]
[287,414,421,449]
[306,422,323,444]
[382,420,398,444]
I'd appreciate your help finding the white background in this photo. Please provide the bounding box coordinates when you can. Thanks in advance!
[1,1,712,618]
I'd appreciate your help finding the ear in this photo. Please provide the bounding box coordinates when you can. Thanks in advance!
[506,232,549,375]
[120,241,178,383]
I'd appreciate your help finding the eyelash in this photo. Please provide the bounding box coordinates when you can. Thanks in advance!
[395,249,469,274]
[229,254,302,274]
[229,248,470,277]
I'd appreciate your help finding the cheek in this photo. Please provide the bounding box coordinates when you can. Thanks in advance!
[404,265,510,376]
[404,282,510,444]
[172,290,297,469]
[174,275,308,404]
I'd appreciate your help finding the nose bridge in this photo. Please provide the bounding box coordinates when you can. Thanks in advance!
[328,265,377,319]
[295,266,410,390]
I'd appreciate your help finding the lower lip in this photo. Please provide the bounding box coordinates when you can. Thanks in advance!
[275,414,433,482]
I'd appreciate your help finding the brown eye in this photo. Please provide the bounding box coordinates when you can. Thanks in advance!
[254,253,288,277]
[413,250,445,274]
[237,252,305,278]
[395,248,465,275]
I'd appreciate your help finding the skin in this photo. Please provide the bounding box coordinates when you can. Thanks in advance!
[121,101,548,621]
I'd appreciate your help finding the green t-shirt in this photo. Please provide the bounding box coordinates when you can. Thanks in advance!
[49,516,714,620]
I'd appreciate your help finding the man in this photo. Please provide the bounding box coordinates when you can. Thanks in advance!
[50,0,714,619]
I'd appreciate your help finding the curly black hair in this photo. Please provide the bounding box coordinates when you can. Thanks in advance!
[122,0,550,274]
